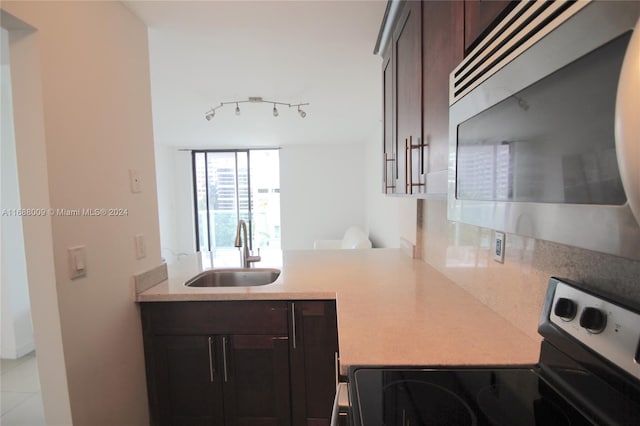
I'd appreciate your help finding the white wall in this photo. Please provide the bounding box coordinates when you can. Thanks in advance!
[3,2,161,425]
[280,143,367,250]
[156,143,376,254]
[155,145,195,263]
[0,34,34,359]
[362,117,416,249]
[363,133,398,248]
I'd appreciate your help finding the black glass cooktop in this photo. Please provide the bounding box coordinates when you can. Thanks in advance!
[350,367,592,426]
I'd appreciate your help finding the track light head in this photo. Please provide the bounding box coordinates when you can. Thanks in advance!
[235,103,240,116]
[298,107,307,118]
[205,111,215,121]
[273,104,279,117]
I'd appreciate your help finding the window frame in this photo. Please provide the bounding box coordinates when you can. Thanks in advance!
[192,148,278,252]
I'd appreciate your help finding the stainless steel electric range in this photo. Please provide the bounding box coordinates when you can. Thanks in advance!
[347,278,640,425]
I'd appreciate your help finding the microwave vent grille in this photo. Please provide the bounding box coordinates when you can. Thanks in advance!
[450,0,589,105]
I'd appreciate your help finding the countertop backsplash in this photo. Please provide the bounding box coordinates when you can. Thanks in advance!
[421,198,640,342]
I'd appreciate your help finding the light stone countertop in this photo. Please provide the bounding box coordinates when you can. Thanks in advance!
[137,249,541,374]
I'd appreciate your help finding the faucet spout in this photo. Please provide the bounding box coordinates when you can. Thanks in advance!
[234,220,261,268]
[234,220,247,248]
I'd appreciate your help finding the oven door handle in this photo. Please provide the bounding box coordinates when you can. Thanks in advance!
[330,384,340,426]
[331,382,350,426]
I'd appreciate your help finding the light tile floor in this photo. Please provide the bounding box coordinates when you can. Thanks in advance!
[1,352,45,426]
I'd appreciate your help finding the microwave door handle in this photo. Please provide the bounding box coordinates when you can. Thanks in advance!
[615,17,640,226]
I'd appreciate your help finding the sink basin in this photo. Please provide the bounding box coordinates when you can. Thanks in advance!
[184,268,281,287]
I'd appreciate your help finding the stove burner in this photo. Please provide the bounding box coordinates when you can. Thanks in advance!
[477,384,571,426]
[383,380,478,426]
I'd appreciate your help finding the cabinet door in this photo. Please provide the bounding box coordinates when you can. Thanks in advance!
[382,51,396,194]
[150,335,224,426]
[394,0,424,194]
[290,301,339,426]
[464,0,515,53]
[422,0,464,194]
[222,334,291,426]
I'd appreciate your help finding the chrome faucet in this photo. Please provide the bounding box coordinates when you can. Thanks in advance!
[234,220,261,268]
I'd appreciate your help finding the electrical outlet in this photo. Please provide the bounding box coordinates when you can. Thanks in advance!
[493,231,505,263]
[129,169,142,193]
[135,234,146,259]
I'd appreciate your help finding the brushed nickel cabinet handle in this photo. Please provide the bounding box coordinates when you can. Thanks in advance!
[408,136,413,194]
[384,154,397,191]
[291,303,297,350]
[222,336,229,383]
[395,138,399,179]
[207,336,215,382]
[408,137,428,193]
[405,137,410,193]
[382,154,387,192]
[334,352,339,387]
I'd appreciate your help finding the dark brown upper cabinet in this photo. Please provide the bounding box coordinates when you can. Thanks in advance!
[380,1,424,195]
[422,1,464,192]
[382,52,396,194]
[393,0,424,195]
[377,1,464,196]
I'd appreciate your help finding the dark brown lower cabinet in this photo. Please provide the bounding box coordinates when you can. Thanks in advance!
[151,335,224,426]
[148,334,290,426]
[223,335,291,425]
[290,301,339,426]
[141,300,338,426]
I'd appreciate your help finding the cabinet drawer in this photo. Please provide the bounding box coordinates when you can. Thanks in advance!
[141,301,289,335]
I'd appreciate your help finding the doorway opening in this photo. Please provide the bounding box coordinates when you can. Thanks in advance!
[0,12,72,425]
[0,26,43,425]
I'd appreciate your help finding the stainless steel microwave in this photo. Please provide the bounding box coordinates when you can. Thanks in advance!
[448,0,640,260]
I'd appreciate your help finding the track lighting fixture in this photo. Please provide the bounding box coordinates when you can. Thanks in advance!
[204,97,309,121]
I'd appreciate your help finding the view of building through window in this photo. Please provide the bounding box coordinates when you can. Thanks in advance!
[193,150,281,255]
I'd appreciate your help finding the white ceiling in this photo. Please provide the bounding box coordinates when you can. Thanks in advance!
[123,0,387,148]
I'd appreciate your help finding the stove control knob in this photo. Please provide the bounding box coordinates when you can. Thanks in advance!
[579,307,607,334]
[554,298,577,321]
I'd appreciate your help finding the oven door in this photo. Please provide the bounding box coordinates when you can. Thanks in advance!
[448,0,640,260]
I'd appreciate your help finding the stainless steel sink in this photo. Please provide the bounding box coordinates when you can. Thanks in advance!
[184,268,281,287]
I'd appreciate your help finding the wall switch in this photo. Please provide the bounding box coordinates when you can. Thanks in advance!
[68,246,87,279]
[134,234,146,259]
[493,231,505,263]
[129,169,142,193]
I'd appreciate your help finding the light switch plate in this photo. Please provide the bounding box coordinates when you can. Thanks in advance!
[493,231,505,263]
[68,245,87,279]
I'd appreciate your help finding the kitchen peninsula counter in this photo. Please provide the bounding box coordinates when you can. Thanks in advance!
[137,249,540,374]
